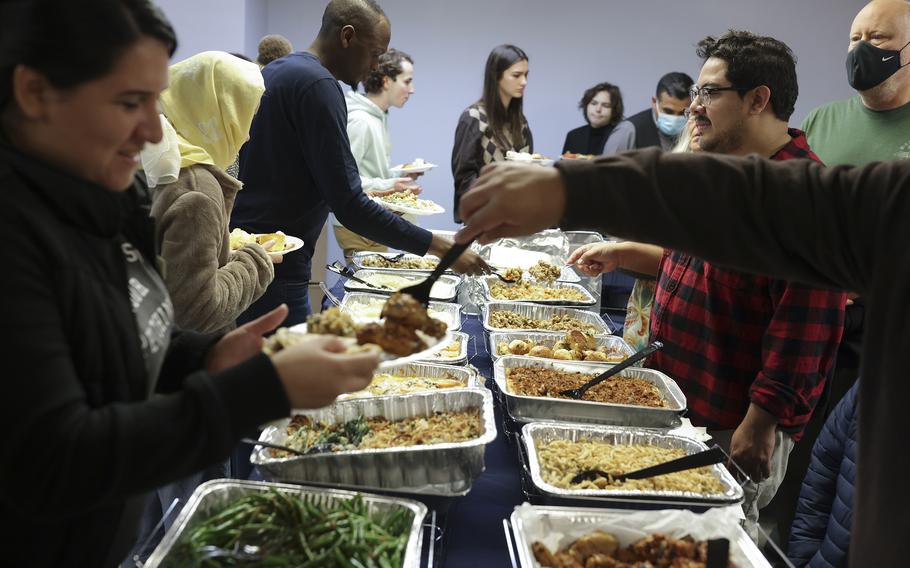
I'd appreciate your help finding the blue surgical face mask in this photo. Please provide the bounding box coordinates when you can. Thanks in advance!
[656,112,687,137]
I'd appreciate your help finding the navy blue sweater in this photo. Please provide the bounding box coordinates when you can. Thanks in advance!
[232,52,432,280]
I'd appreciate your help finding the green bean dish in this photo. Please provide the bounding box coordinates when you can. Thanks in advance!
[166,489,412,567]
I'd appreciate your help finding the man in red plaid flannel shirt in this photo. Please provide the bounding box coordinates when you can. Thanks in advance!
[567,31,846,537]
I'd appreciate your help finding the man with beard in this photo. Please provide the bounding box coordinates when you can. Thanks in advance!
[559,31,847,540]
[232,0,488,326]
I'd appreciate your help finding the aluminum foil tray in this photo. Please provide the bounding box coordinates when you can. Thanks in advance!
[416,331,469,365]
[481,302,612,335]
[339,360,479,400]
[252,388,497,496]
[509,504,770,568]
[488,332,634,365]
[343,269,462,302]
[351,251,449,273]
[493,356,685,428]
[521,423,743,508]
[145,479,427,567]
[480,276,596,307]
[339,291,463,331]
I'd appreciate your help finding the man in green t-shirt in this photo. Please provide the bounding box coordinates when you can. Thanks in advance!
[801,0,910,166]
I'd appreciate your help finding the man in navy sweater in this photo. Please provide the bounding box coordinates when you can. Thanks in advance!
[233,0,487,324]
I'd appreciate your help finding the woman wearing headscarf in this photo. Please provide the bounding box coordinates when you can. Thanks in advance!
[148,51,277,334]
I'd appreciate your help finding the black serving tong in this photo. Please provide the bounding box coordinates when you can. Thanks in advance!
[400,238,475,305]
[559,341,664,399]
[326,261,393,291]
[570,445,726,485]
[240,437,309,457]
[359,252,406,263]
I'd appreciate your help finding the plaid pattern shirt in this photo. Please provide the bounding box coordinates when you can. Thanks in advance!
[647,129,845,441]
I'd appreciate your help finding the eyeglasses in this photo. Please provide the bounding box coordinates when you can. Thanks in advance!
[688,84,750,107]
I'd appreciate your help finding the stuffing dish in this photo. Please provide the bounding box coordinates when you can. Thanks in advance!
[489,310,601,334]
[273,409,483,456]
[229,228,289,252]
[505,366,666,407]
[527,260,562,282]
[533,531,738,568]
[535,439,726,494]
[360,255,439,270]
[489,280,589,302]
[497,331,628,363]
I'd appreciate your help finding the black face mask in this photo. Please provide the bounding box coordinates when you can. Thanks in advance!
[846,40,910,91]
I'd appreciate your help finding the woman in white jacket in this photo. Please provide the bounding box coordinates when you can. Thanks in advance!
[333,49,420,260]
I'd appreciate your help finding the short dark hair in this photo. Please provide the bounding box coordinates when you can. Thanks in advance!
[318,0,386,40]
[363,48,413,94]
[578,82,623,127]
[655,72,694,100]
[696,30,798,121]
[256,34,293,67]
[481,44,529,149]
[0,0,176,113]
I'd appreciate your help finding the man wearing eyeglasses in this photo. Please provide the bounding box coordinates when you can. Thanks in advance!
[559,31,848,540]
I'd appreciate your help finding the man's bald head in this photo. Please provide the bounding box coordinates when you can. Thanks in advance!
[851,0,910,48]
[318,0,386,41]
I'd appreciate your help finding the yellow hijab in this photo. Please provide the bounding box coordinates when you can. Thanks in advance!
[158,51,265,171]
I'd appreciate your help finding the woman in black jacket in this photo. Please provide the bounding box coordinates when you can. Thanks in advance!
[451,44,533,222]
[0,2,376,566]
[562,82,624,156]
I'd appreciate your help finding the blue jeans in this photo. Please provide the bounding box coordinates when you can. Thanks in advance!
[237,277,311,327]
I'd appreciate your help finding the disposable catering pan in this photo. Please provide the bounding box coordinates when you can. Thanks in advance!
[479,276,596,307]
[252,388,497,496]
[481,302,613,335]
[520,422,743,509]
[494,356,685,428]
[144,479,427,567]
[339,291,462,331]
[488,331,634,365]
[338,359,479,400]
[343,269,461,302]
[351,251,449,273]
[507,504,771,568]
[416,331,469,365]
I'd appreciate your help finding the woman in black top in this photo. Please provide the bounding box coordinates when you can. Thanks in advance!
[562,82,624,156]
[451,44,533,222]
[0,2,375,565]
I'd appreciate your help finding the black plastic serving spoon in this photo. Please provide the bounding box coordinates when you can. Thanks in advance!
[400,238,476,306]
[569,445,726,485]
[559,341,664,399]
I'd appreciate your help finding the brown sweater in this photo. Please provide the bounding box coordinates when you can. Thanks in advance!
[556,148,910,568]
[151,165,273,334]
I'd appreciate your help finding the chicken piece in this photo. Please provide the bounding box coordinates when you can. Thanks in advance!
[380,292,446,338]
[584,554,622,568]
[566,330,596,351]
[529,345,553,358]
[569,530,619,561]
[508,339,531,355]
[553,348,574,360]
[552,551,585,568]
[532,542,559,567]
[356,322,426,356]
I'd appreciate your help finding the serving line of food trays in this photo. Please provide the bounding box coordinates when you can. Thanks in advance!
[481,302,614,336]
[479,276,597,307]
[144,479,427,567]
[286,322,453,370]
[518,422,743,509]
[252,388,497,497]
[343,269,462,302]
[506,504,771,568]
[493,356,686,429]
[351,251,452,273]
[339,291,463,331]
[488,332,634,365]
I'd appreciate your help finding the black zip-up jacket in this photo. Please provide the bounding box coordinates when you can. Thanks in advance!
[0,146,290,567]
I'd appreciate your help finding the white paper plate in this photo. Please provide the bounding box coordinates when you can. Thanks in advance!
[268,235,304,257]
[287,323,452,370]
[375,196,445,216]
[389,162,437,175]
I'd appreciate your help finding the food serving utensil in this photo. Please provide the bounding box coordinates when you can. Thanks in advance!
[319,281,341,306]
[491,271,520,283]
[326,261,393,290]
[400,238,475,305]
[240,437,310,457]
[559,341,664,399]
[360,252,406,263]
[569,445,726,485]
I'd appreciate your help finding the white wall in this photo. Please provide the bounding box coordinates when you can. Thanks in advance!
[153,0,861,264]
